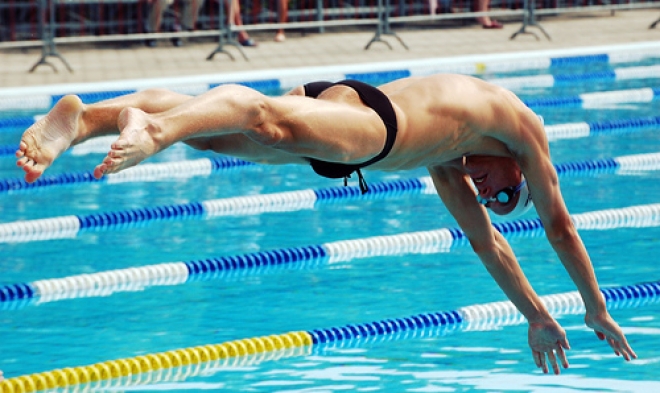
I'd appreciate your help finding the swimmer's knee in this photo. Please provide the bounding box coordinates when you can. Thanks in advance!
[140,88,171,99]
[254,118,289,147]
[243,97,289,146]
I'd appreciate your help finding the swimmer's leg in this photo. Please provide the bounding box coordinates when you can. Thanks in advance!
[95,84,270,177]
[16,89,194,182]
[96,83,385,177]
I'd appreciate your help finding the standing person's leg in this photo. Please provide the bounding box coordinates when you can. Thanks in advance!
[172,0,204,46]
[225,0,257,46]
[180,0,204,30]
[428,0,437,15]
[146,0,171,46]
[274,0,288,42]
[475,0,502,28]
[171,0,204,46]
[16,89,195,183]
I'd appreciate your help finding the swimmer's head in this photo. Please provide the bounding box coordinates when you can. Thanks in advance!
[466,156,534,218]
[481,176,534,218]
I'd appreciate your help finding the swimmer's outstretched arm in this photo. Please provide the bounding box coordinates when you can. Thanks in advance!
[428,164,570,374]
[487,91,637,362]
[16,89,195,183]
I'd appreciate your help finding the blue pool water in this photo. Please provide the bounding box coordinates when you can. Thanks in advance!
[1,48,660,392]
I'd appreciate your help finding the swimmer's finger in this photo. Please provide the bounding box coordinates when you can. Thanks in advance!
[547,350,560,375]
[621,341,637,361]
[611,336,636,361]
[533,350,548,373]
[556,344,569,370]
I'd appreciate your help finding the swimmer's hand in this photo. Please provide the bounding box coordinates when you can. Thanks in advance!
[528,319,570,375]
[585,311,637,361]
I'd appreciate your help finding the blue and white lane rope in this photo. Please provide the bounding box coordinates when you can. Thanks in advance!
[489,64,660,90]
[0,156,254,193]
[314,280,660,350]
[2,151,660,244]
[522,86,660,109]
[3,114,660,160]
[2,112,660,163]
[1,202,659,307]
[1,42,660,111]
[3,281,657,393]
[1,128,660,194]
[3,82,660,134]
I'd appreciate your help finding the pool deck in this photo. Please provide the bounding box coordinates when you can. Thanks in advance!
[1,9,660,89]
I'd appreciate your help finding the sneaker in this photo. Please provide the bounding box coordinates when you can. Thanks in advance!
[145,39,157,48]
[171,37,183,47]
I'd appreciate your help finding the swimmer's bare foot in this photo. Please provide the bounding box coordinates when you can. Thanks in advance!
[93,107,160,179]
[16,95,85,183]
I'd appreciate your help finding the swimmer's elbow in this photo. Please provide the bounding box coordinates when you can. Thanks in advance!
[467,231,502,260]
[544,216,579,247]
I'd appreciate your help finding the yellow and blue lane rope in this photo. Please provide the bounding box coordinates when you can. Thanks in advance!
[1,279,658,393]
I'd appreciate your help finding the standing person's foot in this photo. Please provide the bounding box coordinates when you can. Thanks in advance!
[238,37,258,47]
[481,19,504,29]
[274,32,285,42]
[145,38,157,47]
[171,37,183,47]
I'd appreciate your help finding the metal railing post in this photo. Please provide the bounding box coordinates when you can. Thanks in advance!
[317,0,325,33]
[207,0,248,61]
[365,0,408,49]
[510,0,551,41]
[30,0,74,73]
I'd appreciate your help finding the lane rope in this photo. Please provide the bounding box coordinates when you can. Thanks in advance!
[2,202,659,308]
[3,85,660,135]
[2,152,660,243]
[2,112,659,162]
[1,279,658,393]
[1,44,659,111]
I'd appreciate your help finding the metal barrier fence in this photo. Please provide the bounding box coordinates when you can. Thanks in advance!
[1,0,660,72]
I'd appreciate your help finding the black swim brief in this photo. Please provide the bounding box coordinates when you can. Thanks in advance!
[303,79,398,194]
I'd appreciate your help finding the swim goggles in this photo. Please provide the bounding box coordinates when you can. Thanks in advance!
[476,179,527,206]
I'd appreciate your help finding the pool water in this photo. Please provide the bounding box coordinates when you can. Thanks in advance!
[1,49,660,392]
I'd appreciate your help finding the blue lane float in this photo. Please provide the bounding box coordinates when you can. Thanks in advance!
[490,64,660,90]
[0,80,660,137]
[3,110,660,156]
[523,87,660,109]
[2,202,659,308]
[1,43,659,111]
[0,156,255,193]
[1,127,659,193]
[2,152,660,243]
